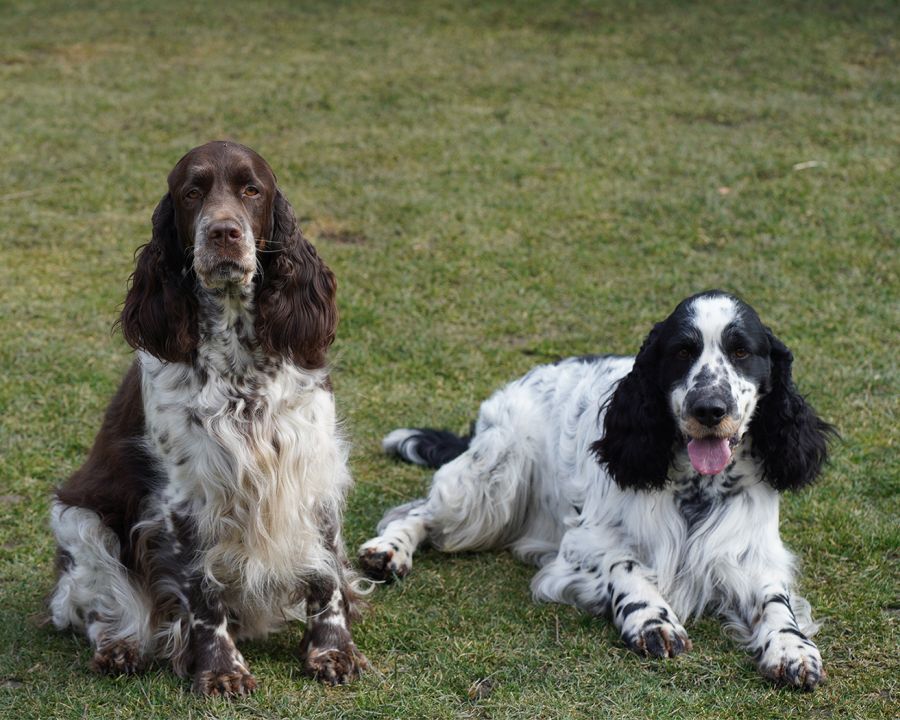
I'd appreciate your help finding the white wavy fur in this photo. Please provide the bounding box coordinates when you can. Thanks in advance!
[362,295,824,688]
[51,288,358,667]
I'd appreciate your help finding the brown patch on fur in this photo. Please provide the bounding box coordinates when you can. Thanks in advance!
[300,572,370,684]
[255,195,338,370]
[56,361,155,567]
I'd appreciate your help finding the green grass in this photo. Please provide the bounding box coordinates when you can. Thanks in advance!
[1,0,897,717]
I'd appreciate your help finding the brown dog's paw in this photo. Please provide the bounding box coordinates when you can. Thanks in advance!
[304,643,370,685]
[90,641,147,676]
[192,668,258,698]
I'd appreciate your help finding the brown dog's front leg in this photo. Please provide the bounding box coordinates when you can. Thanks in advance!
[187,579,257,697]
[300,574,369,685]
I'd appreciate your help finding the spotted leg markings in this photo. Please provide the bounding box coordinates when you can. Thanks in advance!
[756,629,824,691]
[185,573,257,699]
[358,499,428,582]
[607,560,691,659]
[90,638,147,676]
[190,615,257,697]
[301,585,370,685]
[358,535,414,582]
[751,590,824,691]
[618,601,692,658]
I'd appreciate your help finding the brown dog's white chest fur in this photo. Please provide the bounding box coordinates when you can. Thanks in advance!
[141,335,349,607]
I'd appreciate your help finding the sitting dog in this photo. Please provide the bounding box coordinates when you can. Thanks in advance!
[50,141,367,696]
[360,291,834,690]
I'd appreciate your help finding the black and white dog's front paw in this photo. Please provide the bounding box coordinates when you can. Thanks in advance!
[358,536,414,582]
[757,632,825,691]
[620,605,692,659]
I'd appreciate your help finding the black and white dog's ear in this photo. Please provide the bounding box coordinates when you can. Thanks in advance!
[591,323,678,491]
[749,329,836,491]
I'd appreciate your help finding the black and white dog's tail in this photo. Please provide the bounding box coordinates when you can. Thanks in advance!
[382,428,472,469]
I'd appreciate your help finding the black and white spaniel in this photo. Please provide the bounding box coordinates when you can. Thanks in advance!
[50,141,367,696]
[360,291,834,690]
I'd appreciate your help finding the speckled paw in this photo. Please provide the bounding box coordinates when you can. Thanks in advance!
[358,538,412,582]
[90,641,147,676]
[758,636,824,691]
[623,613,692,659]
[304,644,370,685]
[192,668,258,698]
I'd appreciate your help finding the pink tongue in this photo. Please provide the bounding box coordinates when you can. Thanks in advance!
[687,438,732,475]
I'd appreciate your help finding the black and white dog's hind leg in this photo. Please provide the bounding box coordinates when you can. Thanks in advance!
[359,421,532,581]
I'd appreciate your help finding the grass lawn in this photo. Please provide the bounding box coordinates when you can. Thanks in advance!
[0,1,897,717]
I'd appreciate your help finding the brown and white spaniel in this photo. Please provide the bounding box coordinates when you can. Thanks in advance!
[50,141,368,696]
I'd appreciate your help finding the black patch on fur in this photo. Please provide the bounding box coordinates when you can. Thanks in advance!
[591,321,677,490]
[620,601,648,619]
[779,627,808,640]
[391,427,473,469]
[749,330,837,491]
[763,593,791,609]
[55,547,74,573]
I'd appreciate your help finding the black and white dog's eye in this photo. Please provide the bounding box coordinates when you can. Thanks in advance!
[732,348,750,359]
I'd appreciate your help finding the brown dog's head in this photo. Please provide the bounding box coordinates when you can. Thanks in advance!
[167,141,277,290]
[119,141,337,369]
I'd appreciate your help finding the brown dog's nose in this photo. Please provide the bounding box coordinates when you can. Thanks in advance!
[207,219,243,246]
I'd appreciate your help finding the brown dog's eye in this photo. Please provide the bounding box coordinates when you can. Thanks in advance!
[244,186,260,197]
[185,188,202,200]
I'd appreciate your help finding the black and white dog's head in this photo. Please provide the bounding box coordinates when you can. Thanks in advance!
[593,291,834,492]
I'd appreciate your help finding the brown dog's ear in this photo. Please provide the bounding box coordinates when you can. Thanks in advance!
[118,193,198,362]
[255,191,338,369]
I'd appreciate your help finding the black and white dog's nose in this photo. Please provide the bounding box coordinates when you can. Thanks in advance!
[689,398,729,427]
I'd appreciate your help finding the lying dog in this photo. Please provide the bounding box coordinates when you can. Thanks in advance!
[360,291,834,690]
[50,141,367,696]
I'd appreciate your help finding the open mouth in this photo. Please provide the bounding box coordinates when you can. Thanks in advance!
[685,435,739,476]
